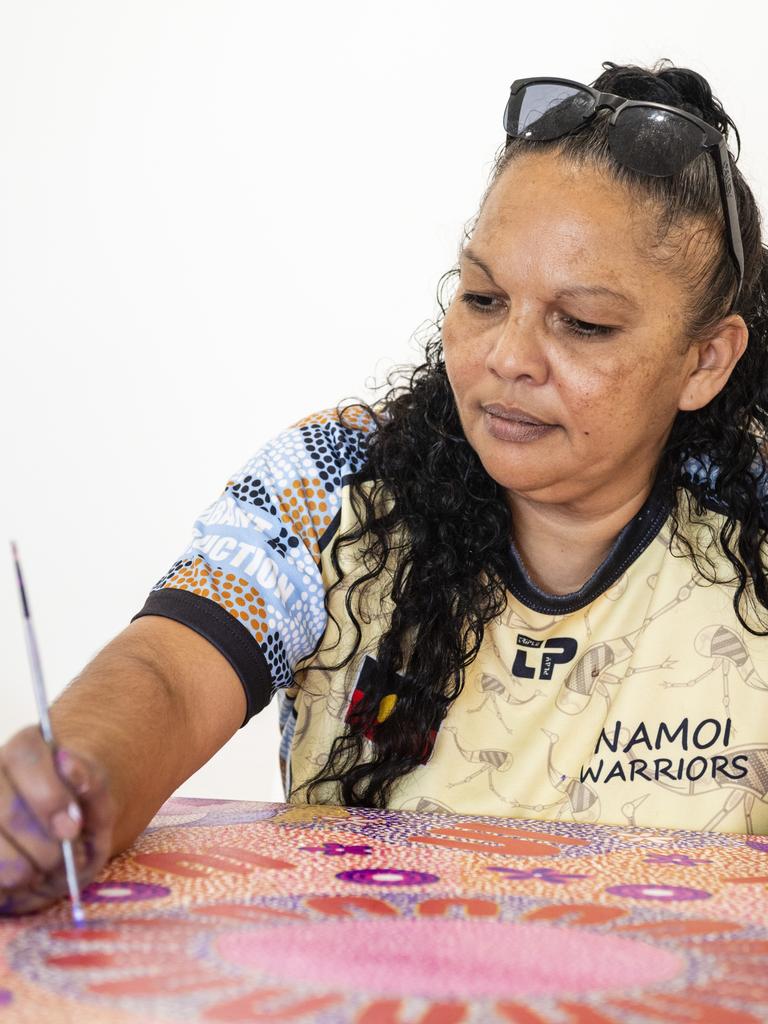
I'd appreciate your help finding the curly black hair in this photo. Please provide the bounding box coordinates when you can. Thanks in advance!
[290,58,768,810]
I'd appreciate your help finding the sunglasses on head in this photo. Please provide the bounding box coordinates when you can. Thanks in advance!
[503,76,744,309]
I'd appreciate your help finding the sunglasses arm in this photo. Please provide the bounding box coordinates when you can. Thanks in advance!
[712,139,744,307]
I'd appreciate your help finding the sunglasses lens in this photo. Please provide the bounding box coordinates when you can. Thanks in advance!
[609,107,704,176]
[505,83,594,140]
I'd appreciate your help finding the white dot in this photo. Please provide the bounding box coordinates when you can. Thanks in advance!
[643,887,675,897]
[371,872,406,883]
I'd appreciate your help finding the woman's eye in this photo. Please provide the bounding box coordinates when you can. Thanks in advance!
[559,315,615,338]
[459,293,615,339]
[460,292,504,315]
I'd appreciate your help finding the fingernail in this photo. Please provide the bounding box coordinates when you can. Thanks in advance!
[52,803,82,840]
[55,750,89,796]
[51,812,74,840]
[55,749,75,774]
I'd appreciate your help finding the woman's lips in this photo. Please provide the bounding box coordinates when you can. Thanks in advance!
[484,410,558,442]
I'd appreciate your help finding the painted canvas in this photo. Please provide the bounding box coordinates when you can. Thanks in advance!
[1,796,767,1022]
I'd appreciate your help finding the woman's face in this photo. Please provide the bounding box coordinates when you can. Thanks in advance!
[441,152,708,509]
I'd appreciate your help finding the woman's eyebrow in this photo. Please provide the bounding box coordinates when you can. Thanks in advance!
[460,247,501,286]
[460,247,639,311]
[554,284,639,311]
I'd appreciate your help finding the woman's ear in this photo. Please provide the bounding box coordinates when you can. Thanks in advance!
[678,314,750,412]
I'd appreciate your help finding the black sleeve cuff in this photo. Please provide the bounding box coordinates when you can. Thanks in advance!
[130,587,274,727]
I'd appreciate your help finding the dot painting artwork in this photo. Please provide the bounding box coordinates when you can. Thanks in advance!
[2,797,768,1022]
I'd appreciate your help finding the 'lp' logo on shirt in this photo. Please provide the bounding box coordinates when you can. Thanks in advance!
[512,633,578,680]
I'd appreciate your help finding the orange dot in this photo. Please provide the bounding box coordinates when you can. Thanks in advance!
[234,585,243,594]
[235,597,245,607]
[226,574,235,582]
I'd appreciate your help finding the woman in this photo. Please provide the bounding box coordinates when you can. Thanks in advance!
[2,58,767,917]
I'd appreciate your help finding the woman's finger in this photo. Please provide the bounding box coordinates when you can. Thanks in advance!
[1,727,83,855]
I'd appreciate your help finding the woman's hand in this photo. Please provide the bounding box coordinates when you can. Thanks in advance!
[0,725,115,916]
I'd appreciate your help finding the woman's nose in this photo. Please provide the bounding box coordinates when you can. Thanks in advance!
[484,308,549,384]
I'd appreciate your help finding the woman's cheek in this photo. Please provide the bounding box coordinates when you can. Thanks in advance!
[557,351,627,410]
[444,324,487,382]
[441,318,466,390]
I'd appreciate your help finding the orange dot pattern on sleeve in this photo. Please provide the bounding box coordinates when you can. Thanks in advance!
[161,555,270,642]
[276,477,333,566]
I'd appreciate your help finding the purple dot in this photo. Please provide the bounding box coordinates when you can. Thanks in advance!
[606,883,711,902]
[0,990,11,1006]
[746,838,768,854]
[82,881,171,903]
[336,868,439,886]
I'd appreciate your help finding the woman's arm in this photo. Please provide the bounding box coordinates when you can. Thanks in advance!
[52,615,247,852]
[0,615,247,913]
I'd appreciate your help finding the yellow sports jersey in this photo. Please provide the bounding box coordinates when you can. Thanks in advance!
[131,405,768,835]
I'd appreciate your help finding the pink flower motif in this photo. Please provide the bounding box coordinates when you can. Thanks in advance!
[300,842,373,856]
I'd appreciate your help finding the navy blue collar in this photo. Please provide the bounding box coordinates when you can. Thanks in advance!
[504,469,676,614]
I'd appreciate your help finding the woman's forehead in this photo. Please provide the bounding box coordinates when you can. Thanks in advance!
[469,161,673,309]
[480,162,647,247]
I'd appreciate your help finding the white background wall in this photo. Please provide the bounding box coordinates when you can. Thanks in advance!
[1,0,765,802]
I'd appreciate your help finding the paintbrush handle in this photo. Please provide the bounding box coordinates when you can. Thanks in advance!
[60,839,85,924]
[10,541,85,926]
[20,614,54,743]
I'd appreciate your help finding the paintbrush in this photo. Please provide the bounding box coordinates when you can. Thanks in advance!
[10,540,85,926]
